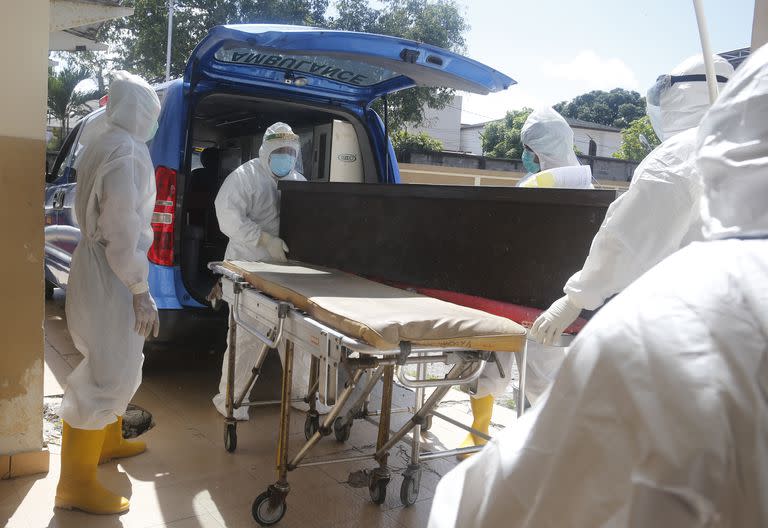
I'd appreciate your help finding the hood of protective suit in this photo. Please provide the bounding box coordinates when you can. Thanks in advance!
[106,70,161,142]
[647,54,733,141]
[696,43,768,241]
[258,122,302,180]
[520,108,579,170]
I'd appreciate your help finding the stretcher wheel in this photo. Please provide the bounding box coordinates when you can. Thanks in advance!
[252,491,287,526]
[224,422,237,453]
[400,472,421,506]
[304,413,320,441]
[369,476,388,505]
[333,417,352,442]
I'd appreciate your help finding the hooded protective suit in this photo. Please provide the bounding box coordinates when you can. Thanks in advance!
[527,55,733,402]
[212,123,316,419]
[476,109,590,400]
[58,71,161,430]
[473,111,590,422]
[215,123,304,262]
[428,45,768,528]
[520,107,580,170]
[511,106,594,399]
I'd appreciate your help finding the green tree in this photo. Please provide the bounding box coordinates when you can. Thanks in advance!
[391,130,442,156]
[348,0,469,130]
[97,0,467,129]
[612,115,660,161]
[105,0,328,81]
[47,66,100,137]
[67,51,114,94]
[479,108,532,159]
[554,88,646,129]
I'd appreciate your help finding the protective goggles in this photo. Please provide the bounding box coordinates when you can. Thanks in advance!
[647,74,729,106]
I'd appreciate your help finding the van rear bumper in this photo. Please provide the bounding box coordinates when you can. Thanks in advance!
[149,307,227,345]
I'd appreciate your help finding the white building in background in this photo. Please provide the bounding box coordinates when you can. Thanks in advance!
[405,96,624,158]
[404,95,463,151]
[564,118,623,157]
[459,122,485,155]
[458,117,623,158]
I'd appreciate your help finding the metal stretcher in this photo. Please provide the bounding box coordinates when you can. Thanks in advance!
[209,260,528,526]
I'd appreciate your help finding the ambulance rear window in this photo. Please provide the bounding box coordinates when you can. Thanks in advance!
[214,46,400,87]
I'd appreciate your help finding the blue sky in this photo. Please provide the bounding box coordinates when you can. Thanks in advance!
[456,0,756,123]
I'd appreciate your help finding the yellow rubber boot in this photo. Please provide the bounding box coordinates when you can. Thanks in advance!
[457,395,495,460]
[100,416,146,464]
[55,422,130,514]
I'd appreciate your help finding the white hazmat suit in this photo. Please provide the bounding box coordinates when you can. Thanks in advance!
[528,55,733,402]
[212,122,315,420]
[521,107,580,170]
[58,71,161,430]
[513,107,594,401]
[458,108,591,456]
[429,45,768,528]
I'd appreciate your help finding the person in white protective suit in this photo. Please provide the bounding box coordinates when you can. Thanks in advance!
[212,122,324,420]
[56,71,161,514]
[456,107,592,458]
[429,44,768,528]
[516,107,594,189]
[527,55,733,403]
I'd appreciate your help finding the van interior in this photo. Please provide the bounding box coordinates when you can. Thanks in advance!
[180,93,378,302]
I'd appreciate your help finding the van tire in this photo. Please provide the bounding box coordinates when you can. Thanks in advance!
[45,280,55,300]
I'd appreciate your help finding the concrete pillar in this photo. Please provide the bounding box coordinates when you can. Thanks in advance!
[0,1,50,478]
[754,0,768,50]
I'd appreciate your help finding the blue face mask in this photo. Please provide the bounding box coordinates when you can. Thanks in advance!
[269,153,295,178]
[522,149,540,174]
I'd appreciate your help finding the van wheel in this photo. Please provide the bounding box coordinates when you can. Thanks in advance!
[45,281,55,300]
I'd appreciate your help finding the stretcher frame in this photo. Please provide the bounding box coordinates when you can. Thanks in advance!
[209,263,528,526]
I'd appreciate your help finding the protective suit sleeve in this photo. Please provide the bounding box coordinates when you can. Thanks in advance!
[565,168,699,310]
[215,170,266,247]
[96,149,150,293]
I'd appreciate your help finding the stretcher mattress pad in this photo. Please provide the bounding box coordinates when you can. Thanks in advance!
[223,261,526,352]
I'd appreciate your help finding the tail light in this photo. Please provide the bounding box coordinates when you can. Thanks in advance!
[99,94,109,107]
[148,166,177,266]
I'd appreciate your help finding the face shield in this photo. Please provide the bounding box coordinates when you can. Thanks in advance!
[258,123,303,180]
[647,74,729,107]
[645,55,734,141]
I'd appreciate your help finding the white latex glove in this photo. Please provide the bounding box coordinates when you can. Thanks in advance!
[133,291,160,339]
[259,231,289,263]
[529,295,582,346]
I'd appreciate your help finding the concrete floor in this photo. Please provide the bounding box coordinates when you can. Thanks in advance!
[1,291,519,528]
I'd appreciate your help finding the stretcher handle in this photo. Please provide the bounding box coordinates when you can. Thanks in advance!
[340,335,469,355]
[396,357,487,389]
[231,287,289,349]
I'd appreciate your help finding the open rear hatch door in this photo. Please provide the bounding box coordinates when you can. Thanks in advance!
[185,24,515,102]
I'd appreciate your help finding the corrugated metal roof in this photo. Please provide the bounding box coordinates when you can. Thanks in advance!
[461,116,622,133]
[60,0,129,45]
[719,48,751,70]
[564,117,622,133]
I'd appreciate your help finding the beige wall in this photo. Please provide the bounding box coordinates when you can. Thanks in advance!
[399,163,630,193]
[0,1,49,458]
[399,163,524,186]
